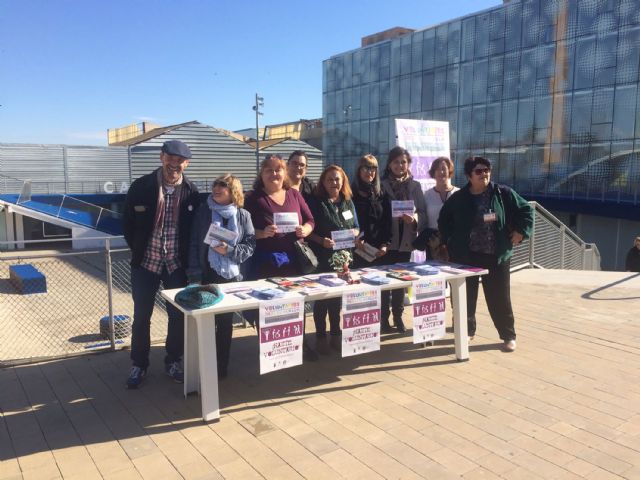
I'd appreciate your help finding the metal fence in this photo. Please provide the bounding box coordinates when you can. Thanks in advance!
[0,204,600,366]
[511,202,601,271]
[0,238,167,366]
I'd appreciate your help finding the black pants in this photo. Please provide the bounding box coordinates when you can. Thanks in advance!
[380,250,411,323]
[313,297,341,337]
[130,265,187,369]
[465,253,516,341]
[202,267,235,375]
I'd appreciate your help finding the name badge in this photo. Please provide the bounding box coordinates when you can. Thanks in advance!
[134,205,146,212]
[342,210,353,220]
[483,212,497,223]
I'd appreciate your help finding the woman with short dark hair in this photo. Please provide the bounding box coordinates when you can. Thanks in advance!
[438,156,534,351]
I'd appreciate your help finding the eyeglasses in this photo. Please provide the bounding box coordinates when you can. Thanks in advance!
[361,165,378,172]
[290,161,307,169]
[472,168,490,175]
[213,180,230,188]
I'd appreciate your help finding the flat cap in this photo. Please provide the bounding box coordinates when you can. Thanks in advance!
[161,140,192,159]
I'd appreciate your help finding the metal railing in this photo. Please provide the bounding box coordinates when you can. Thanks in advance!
[511,202,601,271]
[0,237,167,366]
[0,206,599,365]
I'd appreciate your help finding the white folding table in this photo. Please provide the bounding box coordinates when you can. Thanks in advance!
[161,266,487,422]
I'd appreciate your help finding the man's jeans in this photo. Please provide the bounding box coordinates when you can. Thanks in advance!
[130,265,188,369]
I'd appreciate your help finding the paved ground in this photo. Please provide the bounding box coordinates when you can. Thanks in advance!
[1,269,639,479]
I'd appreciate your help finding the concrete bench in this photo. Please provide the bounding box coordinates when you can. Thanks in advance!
[9,264,47,294]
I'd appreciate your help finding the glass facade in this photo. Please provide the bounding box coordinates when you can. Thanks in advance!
[323,0,640,206]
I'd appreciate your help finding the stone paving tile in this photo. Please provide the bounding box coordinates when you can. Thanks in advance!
[2,269,640,479]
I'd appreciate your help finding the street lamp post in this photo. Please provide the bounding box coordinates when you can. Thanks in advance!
[252,94,264,172]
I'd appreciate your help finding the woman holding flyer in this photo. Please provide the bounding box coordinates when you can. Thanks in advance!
[380,146,427,332]
[188,174,255,378]
[308,165,359,354]
[351,154,394,331]
[245,154,315,279]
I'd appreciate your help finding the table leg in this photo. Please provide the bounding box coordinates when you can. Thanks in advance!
[449,277,469,361]
[195,315,220,422]
[184,314,199,396]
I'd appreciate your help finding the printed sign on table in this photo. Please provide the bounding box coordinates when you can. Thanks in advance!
[331,229,355,249]
[273,212,299,233]
[410,277,446,344]
[341,286,381,357]
[259,297,305,374]
[204,223,238,247]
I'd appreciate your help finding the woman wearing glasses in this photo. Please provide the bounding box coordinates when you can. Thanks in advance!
[438,156,534,352]
[287,150,315,203]
[380,147,427,333]
[189,174,256,378]
[351,155,393,332]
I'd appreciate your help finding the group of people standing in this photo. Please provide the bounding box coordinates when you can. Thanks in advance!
[123,139,534,389]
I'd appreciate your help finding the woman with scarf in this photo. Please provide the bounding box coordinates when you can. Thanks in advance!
[380,147,427,332]
[308,165,359,354]
[351,154,394,332]
[189,174,256,378]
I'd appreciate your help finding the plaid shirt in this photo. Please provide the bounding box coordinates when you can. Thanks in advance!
[141,187,181,274]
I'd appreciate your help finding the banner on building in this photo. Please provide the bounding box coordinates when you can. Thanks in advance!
[410,277,447,344]
[259,297,305,374]
[395,119,450,192]
[341,286,381,357]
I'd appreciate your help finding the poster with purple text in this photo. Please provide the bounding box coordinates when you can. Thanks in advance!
[341,286,381,357]
[259,297,305,374]
[410,277,447,344]
[395,119,450,193]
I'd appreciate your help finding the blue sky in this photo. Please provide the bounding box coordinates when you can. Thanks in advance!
[0,0,500,145]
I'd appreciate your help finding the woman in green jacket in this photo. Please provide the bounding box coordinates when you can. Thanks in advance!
[438,156,533,352]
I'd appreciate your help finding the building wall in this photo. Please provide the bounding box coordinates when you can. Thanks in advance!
[129,123,260,190]
[259,139,324,185]
[323,0,640,205]
[0,143,130,194]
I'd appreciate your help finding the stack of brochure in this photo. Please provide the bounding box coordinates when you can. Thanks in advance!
[413,265,440,275]
[361,273,392,285]
[318,275,347,287]
[250,287,286,300]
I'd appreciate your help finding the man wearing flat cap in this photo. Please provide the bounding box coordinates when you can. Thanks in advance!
[123,140,201,388]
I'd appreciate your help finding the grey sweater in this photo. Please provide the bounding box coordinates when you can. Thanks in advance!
[381,177,427,252]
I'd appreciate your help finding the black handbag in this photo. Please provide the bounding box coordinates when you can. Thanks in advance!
[293,240,319,274]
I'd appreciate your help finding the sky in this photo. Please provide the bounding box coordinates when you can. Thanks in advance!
[0,0,500,145]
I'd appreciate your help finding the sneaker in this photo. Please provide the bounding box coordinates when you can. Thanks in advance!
[503,339,517,352]
[380,323,394,334]
[165,361,184,383]
[394,318,406,333]
[126,366,147,389]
